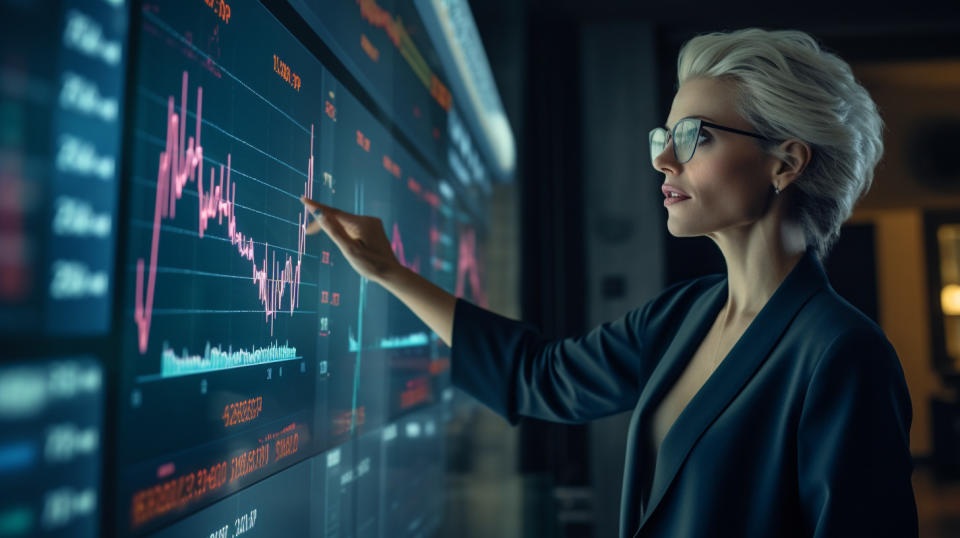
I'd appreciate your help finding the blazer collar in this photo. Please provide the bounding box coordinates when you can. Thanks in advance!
[627,246,829,536]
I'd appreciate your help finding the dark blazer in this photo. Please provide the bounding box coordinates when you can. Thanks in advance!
[450,246,917,537]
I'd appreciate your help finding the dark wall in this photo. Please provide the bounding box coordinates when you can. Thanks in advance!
[517,11,593,537]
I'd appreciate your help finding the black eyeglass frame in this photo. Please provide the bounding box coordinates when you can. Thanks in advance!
[649,117,773,165]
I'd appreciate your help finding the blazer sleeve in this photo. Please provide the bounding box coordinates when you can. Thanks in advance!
[449,297,652,425]
[797,328,918,538]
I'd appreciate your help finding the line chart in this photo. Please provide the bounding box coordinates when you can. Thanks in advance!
[133,127,310,202]
[390,221,420,274]
[129,218,316,259]
[348,326,430,352]
[137,86,309,181]
[455,226,486,307]
[160,340,302,379]
[133,71,315,353]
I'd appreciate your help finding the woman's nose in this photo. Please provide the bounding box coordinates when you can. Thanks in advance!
[652,139,679,175]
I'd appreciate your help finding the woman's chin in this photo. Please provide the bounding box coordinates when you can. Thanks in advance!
[666,220,699,238]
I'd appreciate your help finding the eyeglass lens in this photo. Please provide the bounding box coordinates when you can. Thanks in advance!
[649,118,699,166]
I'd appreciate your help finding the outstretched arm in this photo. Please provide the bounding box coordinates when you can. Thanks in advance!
[301,196,651,424]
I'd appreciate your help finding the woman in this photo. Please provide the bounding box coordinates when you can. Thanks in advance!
[302,27,917,538]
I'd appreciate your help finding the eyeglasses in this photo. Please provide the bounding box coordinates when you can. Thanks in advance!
[649,117,772,167]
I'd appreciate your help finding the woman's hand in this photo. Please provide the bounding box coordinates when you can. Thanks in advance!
[300,195,457,346]
[300,196,401,285]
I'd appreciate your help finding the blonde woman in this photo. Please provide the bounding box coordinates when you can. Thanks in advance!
[303,27,917,538]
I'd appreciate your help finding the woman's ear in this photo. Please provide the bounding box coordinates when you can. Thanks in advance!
[771,138,812,190]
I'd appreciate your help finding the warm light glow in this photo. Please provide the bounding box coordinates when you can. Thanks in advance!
[941,284,960,315]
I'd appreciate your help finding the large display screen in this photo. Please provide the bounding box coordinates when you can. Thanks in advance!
[0,0,496,536]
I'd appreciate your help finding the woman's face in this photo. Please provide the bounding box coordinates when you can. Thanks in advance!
[654,77,777,239]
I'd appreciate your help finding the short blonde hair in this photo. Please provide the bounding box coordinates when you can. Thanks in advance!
[676,28,884,261]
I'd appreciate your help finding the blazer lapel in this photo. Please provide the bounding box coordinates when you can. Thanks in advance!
[619,273,727,536]
[632,247,828,535]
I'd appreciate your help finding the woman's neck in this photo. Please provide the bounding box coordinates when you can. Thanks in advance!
[710,216,807,321]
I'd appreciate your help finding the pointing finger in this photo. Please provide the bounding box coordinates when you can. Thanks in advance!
[300,196,370,228]
[301,196,332,213]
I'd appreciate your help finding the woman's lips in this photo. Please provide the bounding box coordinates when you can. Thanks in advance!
[663,196,690,207]
[662,184,690,201]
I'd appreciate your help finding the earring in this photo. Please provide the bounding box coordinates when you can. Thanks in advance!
[774,185,781,195]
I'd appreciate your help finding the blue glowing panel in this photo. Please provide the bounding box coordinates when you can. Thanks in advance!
[0,0,127,335]
[0,358,104,537]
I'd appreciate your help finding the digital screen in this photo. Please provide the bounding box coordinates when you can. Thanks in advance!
[0,0,495,537]
[287,0,452,171]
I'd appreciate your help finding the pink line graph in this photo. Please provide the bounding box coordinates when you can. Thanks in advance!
[390,221,420,273]
[455,227,487,307]
[134,71,314,353]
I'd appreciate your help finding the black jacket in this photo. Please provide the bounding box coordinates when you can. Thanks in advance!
[450,246,917,537]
